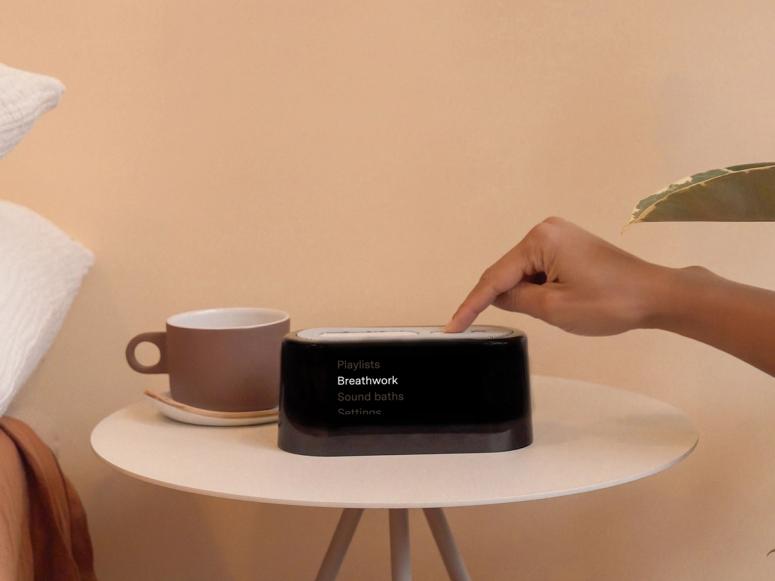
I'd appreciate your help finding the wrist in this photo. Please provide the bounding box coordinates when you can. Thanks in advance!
[642,264,718,332]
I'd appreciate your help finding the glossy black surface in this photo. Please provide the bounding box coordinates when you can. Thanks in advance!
[278,331,532,456]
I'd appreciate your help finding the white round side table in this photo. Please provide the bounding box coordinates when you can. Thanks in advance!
[91,376,698,581]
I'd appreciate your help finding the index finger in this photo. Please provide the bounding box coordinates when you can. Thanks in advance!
[444,243,530,332]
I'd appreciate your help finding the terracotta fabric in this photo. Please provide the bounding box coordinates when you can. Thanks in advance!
[0,417,96,581]
[0,430,33,581]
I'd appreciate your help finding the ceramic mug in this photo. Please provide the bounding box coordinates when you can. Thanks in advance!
[126,307,290,412]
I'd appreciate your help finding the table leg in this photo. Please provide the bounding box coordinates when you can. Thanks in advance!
[315,508,364,581]
[422,508,471,581]
[389,509,411,581]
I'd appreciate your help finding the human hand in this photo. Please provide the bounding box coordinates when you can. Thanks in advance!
[445,217,668,336]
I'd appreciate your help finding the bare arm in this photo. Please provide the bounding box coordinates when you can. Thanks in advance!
[647,266,775,375]
[445,217,775,377]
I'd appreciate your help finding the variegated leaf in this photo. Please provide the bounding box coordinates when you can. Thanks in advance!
[628,162,775,224]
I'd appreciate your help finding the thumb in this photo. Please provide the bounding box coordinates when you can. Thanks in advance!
[493,282,555,321]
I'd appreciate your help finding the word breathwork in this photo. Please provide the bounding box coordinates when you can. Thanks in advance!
[337,375,398,386]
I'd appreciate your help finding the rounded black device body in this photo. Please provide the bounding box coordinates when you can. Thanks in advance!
[277,326,532,456]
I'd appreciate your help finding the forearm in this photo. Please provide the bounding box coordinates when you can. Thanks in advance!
[647,266,775,376]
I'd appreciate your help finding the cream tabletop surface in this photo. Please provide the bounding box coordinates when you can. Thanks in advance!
[91,376,698,509]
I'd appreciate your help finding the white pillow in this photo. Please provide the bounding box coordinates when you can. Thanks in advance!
[0,63,64,159]
[0,201,93,415]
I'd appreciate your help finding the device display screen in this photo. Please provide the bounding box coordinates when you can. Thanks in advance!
[281,339,529,433]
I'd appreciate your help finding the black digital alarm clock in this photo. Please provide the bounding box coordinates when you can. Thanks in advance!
[277,326,532,456]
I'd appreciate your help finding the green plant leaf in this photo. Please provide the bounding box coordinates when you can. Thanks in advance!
[627,162,775,225]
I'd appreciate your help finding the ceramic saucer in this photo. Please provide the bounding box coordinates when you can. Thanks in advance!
[144,389,278,427]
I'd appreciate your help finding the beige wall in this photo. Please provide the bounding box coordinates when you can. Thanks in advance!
[2,2,775,579]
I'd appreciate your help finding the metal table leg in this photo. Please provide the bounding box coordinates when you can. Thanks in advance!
[315,508,364,581]
[389,509,411,581]
[315,507,470,581]
[423,508,472,581]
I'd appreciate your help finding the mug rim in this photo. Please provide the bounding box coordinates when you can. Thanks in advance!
[167,307,290,330]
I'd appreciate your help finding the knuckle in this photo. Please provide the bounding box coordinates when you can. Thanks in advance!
[530,216,569,245]
[479,266,509,295]
[478,266,498,285]
[529,221,555,244]
[542,216,565,226]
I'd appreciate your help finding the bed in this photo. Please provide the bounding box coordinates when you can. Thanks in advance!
[1,62,97,580]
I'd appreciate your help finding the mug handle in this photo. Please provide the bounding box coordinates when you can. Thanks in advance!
[125,332,168,374]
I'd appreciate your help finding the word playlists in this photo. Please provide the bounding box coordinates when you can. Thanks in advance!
[337,359,381,371]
